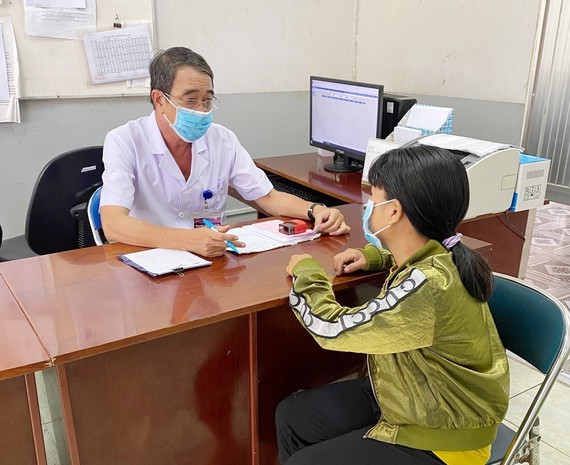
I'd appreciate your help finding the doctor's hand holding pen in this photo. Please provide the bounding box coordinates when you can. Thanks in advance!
[190,221,245,257]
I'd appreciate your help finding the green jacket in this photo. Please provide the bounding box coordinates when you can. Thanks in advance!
[290,240,509,451]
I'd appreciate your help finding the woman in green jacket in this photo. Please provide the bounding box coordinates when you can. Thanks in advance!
[277,145,509,465]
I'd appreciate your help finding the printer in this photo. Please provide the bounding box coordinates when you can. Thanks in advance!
[408,135,521,219]
[363,134,521,218]
[459,149,519,219]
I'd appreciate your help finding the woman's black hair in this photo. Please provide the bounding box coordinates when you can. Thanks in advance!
[368,145,493,302]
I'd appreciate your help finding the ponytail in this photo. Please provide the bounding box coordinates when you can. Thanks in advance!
[447,242,493,302]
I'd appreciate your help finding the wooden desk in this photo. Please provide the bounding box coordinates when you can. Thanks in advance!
[256,153,365,204]
[255,152,531,277]
[0,204,490,465]
[0,204,377,465]
[0,276,49,465]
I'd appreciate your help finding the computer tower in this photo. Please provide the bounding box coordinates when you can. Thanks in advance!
[381,93,417,139]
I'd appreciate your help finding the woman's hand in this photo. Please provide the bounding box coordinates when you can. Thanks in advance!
[333,248,367,276]
[286,254,313,276]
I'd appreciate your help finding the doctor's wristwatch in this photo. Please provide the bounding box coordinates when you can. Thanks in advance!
[307,202,326,222]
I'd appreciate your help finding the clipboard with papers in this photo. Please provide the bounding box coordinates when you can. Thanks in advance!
[118,248,212,277]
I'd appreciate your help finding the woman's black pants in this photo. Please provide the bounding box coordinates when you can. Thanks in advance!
[275,377,446,465]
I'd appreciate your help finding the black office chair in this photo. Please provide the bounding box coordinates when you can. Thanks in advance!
[0,146,104,261]
[486,273,570,465]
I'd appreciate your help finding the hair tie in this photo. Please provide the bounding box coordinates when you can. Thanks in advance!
[442,233,462,250]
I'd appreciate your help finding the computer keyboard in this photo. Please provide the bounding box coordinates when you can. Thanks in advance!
[266,173,321,202]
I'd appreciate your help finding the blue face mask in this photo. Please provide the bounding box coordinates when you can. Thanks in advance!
[163,94,213,142]
[362,198,394,248]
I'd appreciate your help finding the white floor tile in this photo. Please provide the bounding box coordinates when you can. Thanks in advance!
[531,237,559,247]
[35,367,69,465]
[539,441,570,465]
[499,419,570,464]
[505,380,570,455]
[42,419,71,465]
[507,356,543,397]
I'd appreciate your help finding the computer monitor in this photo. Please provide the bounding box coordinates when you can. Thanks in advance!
[310,76,384,173]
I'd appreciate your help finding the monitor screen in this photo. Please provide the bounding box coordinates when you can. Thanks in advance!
[310,76,383,172]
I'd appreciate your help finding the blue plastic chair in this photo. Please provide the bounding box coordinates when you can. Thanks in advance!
[486,273,570,465]
[87,186,106,246]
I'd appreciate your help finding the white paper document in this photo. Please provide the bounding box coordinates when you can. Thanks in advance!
[0,18,21,123]
[33,0,86,8]
[228,220,320,254]
[406,105,453,131]
[362,138,401,184]
[83,25,152,84]
[393,126,422,144]
[24,0,95,40]
[0,24,9,101]
[418,134,524,158]
[118,248,212,277]
[126,77,151,88]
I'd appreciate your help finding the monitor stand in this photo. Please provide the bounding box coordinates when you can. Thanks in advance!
[324,154,363,173]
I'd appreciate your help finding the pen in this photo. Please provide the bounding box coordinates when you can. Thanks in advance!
[202,219,240,253]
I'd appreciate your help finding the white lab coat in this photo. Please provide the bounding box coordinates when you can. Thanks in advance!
[101,111,272,228]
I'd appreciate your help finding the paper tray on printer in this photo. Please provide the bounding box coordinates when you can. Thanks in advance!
[418,134,523,158]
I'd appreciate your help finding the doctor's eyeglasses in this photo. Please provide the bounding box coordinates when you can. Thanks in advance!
[163,92,220,112]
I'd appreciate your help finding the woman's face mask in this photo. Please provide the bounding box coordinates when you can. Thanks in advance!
[362,198,394,248]
[163,93,213,142]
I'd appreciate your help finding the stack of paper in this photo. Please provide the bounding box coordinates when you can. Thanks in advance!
[406,105,453,132]
[418,134,523,158]
[393,104,454,144]
[228,220,320,254]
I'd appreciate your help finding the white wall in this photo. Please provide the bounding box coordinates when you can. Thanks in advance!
[155,0,541,101]
[156,0,357,93]
[357,0,541,103]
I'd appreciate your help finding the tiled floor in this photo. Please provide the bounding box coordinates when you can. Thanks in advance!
[508,201,570,464]
[507,356,570,464]
[524,202,570,378]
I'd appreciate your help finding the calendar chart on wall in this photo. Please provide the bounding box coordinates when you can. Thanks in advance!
[0,0,155,98]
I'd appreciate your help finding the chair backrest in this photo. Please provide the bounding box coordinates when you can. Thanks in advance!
[87,186,106,246]
[489,273,569,374]
[488,272,570,464]
[25,146,104,255]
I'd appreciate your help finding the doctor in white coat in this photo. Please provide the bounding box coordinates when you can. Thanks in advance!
[101,47,350,257]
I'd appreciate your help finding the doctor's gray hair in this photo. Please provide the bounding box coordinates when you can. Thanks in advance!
[149,47,214,106]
